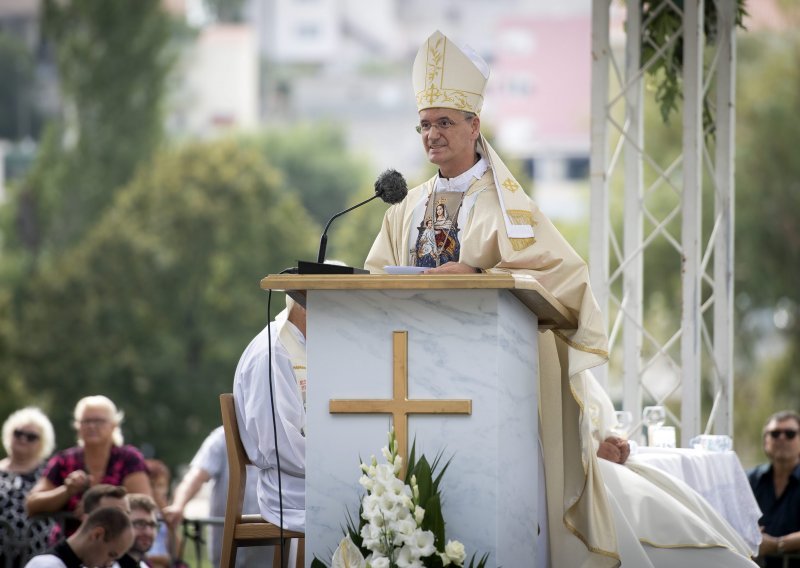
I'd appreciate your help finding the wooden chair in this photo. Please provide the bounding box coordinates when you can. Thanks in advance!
[219,393,305,568]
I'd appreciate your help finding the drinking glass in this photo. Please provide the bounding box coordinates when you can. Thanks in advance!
[642,405,666,445]
[610,411,633,439]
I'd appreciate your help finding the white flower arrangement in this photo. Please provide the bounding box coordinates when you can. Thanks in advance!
[311,429,488,568]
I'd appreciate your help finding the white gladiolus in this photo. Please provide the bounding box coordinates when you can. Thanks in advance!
[332,434,482,568]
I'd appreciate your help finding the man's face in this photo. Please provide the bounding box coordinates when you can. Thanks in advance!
[83,526,134,568]
[418,108,479,178]
[764,418,800,462]
[129,508,158,557]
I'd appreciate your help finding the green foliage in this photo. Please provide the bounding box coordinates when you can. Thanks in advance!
[15,0,179,252]
[730,31,800,459]
[640,0,747,129]
[246,124,372,228]
[5,139,318,467]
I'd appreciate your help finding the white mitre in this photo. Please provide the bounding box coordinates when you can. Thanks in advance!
[412,30,536,245]
[412,30,489,115]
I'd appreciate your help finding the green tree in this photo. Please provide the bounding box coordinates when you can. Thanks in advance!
[7,0,177,261]
[731,31,800,463]
[247,123,372,229]
[7,139,318,466]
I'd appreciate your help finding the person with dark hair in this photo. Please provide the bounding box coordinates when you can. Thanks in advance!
[78,484,129,518]
[748,410,800,567]
[117,494,159,568]
[24,507,133,568]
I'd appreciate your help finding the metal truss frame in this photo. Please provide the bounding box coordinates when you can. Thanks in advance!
[589,0,737,446]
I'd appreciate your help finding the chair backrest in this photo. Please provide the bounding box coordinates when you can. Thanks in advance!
[220,393,248,522]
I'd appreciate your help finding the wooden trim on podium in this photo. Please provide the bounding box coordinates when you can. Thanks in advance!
[260,273,577,330]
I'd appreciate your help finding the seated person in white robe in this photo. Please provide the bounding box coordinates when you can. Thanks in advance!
[586,372,759,567]
[233,296,307,532]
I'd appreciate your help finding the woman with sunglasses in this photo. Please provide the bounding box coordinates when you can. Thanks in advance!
[25,395,151,540]
[0,407,56,567]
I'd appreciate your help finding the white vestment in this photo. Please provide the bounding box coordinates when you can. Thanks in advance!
[366,136,619,567]
[586,374,758,567]
[234,309,307,532]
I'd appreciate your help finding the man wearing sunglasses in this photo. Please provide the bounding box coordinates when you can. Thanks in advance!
[748,410,800,567]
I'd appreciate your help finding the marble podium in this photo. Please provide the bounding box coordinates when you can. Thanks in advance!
[260,274,576,568]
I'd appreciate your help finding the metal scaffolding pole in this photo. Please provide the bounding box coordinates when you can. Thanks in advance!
[622,0,644,416]
[712,1,737,436]
[680,0,704,446]
[589,0,612,390]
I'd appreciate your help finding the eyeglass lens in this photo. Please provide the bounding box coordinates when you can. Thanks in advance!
[132,520,159,530]
[13,429,40,442]
[768,429,798,439]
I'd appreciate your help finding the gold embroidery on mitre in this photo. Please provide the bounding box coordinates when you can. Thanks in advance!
[414,31,486,114]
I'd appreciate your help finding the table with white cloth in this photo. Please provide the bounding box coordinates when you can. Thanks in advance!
[629,446,763,553]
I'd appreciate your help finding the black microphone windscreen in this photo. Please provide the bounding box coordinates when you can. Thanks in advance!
[374,169,408,204]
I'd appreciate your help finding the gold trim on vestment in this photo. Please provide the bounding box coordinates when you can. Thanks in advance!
[506,208,537,226]
[509,237,536,251]
[554,329,610,358]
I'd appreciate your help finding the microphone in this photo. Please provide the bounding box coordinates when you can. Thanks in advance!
[316,169,407,263]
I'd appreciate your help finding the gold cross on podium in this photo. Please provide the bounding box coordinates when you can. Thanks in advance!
[329,331,472,476]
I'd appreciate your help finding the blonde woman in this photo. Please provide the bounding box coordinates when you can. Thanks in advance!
[26,395,151,537]
[0,407,56,566]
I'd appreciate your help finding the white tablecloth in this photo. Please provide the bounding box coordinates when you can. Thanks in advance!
[629,446,763,553]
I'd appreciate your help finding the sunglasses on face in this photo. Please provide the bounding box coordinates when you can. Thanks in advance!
[13,429,41,443]
[767,429,799,440]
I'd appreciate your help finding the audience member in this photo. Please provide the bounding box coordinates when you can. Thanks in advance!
[117,494,159,568]
[24,507,133,568]
[143,459,176,568]
[163,427,267,567]
[78,484,129,518]
[748,410,800,567]
[26,396,151,539]
[0,407,57,567]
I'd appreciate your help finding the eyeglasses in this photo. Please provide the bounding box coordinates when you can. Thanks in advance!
[132,519,159,530]
[78,418,110,427]
[13,429,41,443]
[767,429,799,440]
[415,117,469,134]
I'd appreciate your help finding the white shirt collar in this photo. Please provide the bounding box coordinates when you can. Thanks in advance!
[434,155,488,194]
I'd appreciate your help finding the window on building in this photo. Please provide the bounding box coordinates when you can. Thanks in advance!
[565,156,590,180]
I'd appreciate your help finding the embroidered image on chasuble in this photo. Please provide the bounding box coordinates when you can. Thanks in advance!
[413,192,464,267]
